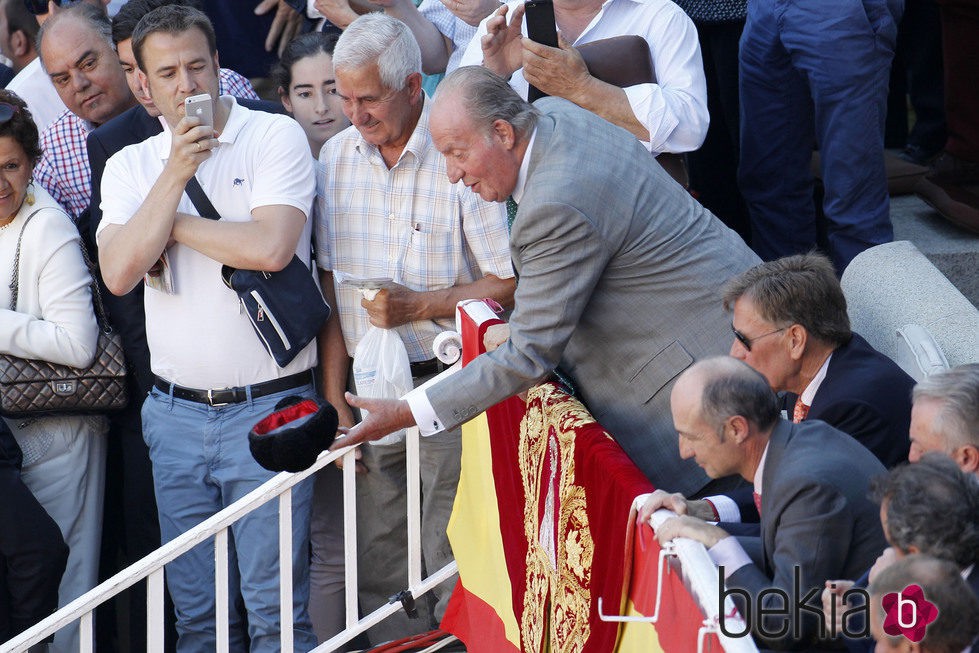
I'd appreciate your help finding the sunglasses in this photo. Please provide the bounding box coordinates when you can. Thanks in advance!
[731,323,786,352]
[0,102,18,123]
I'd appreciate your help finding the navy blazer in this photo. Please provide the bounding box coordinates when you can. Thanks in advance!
[800,332,913,468]
[726,332,913,524]
[81,99,285,396]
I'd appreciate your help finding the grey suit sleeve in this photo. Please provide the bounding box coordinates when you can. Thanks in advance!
[426,200,612,427]
[726,480,856,649]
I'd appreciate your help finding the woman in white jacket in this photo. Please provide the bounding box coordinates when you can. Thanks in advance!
[0,90,107,653]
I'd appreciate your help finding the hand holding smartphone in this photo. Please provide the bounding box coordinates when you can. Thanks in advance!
[184,93,214,129]
[524,0,558,102]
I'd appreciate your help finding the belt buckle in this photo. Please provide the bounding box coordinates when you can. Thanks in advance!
[206,388,230,407]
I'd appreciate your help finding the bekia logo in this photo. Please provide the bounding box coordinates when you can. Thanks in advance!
[881,584,938,642]
[719,570,939,643]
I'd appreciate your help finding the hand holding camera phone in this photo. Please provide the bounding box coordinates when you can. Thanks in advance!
[524,0,559,102]
[184,93,214,129]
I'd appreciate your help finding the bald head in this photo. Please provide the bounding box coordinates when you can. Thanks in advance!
[671,357,779,480]
[673,357,780,432]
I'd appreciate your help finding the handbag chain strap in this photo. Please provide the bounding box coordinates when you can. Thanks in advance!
[7,203,114,334]
[7,206,47,311]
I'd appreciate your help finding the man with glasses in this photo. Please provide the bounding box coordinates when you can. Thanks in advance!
[720,253,913,472]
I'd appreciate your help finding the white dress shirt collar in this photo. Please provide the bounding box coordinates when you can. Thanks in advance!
[512,127,537,204]
[799,352,833,407]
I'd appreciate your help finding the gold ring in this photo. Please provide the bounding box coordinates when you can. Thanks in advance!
[195,142,202,152]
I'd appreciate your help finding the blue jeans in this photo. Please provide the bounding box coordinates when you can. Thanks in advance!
[738,0,902,272]
[142,383,317,653]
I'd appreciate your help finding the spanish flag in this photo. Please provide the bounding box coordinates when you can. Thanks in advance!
[442,301,668,652]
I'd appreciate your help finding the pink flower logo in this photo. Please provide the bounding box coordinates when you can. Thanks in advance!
[881,584,939,643]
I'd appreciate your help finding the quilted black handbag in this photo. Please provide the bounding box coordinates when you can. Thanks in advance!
[0,208,128,419]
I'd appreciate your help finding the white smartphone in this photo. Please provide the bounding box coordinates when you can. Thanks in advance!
[184,93,213,128]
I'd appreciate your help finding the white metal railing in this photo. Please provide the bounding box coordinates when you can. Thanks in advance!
[596,502,758,653]
[1,368,459,653]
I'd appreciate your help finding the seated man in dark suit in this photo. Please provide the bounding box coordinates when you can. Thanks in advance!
[868,555,979,653]
[656,253,914,525]
[643,357,887,650]
[726,252,913,467]
[821,454,979,651]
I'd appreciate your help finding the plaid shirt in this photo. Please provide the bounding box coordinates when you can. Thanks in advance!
[34,68,259,221]
[315,96,513,361]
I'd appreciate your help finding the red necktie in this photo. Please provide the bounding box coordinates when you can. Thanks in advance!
[792,397,810,423]
[753,491,762,517]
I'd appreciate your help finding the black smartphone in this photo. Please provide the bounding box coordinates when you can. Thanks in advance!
[523,0,558,102]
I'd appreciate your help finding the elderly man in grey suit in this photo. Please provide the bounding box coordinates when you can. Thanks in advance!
[332,66,760,496]
[646,357,887,649]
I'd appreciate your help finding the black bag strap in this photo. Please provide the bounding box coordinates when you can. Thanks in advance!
[185,176,318,276]
[184,176,221,221]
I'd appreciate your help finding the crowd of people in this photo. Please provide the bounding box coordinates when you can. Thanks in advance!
[0,0,976,651]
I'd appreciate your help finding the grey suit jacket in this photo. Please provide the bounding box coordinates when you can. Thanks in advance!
[426,98,760,495]
[728,419,888,649]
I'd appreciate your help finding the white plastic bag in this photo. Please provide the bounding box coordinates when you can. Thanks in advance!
[352,325,413,446]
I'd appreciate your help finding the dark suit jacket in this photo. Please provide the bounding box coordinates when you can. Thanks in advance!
[727,419,887,650]
[426,98,761,496]
[802,333,913,468]
[727,332,913,524]
[83,99,285,396]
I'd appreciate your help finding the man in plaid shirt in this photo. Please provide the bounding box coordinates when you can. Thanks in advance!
[316,13,514,643]
[34,3,258,222]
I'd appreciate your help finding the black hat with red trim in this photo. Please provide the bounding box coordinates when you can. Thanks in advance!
[249,396,339,472]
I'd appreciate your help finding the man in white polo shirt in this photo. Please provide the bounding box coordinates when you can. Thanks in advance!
[95,6,318,652]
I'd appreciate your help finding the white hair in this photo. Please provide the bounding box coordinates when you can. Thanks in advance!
[333,13,421,91]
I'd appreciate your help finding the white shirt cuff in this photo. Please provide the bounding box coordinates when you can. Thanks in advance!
[622,84,656,152]
[708,536,752,579]
[404,385,446,436]
[706,495,742,524]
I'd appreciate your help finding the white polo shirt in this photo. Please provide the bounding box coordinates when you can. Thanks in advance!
[97,97,317,389]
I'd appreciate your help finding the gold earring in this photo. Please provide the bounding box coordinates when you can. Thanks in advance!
[26,182,35,206]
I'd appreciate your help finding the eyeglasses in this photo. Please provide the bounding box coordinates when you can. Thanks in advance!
[731,323,786,352]
[0,103,19,124]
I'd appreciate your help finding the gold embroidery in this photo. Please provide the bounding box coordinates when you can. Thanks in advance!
[519,383,597,652]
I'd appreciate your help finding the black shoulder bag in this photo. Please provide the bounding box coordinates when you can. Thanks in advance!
[184,177,331,368]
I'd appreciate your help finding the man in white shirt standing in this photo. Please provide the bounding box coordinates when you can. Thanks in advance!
[316,13,514,642]
[461,0,709,154]
[96,6,318,651]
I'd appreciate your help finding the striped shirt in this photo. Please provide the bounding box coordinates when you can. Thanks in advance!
[315,95,513,361]
[34,68,258,221]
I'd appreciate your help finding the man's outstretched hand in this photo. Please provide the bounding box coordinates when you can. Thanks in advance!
[328,392,417,450]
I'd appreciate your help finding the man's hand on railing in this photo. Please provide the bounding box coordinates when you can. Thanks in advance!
[329,392,417,450]
[637,489,717,524]
[655,515,728,549]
